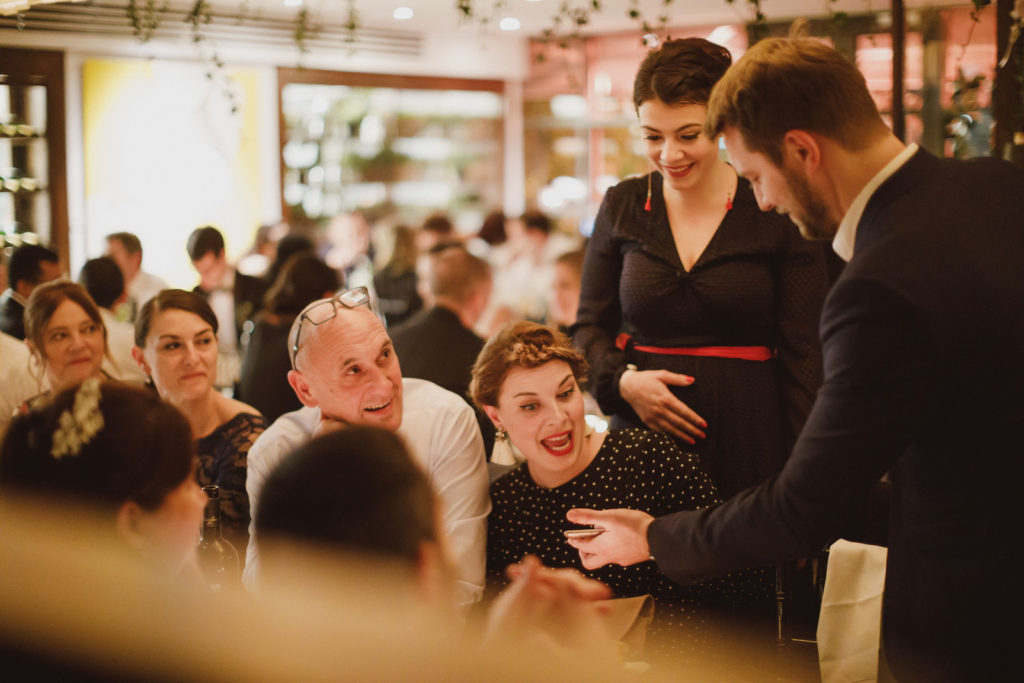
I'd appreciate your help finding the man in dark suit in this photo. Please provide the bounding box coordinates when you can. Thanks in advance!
[390,244,495,453]
[566,36,1024,681]
[0,244,61,340]
[187,225,267,389]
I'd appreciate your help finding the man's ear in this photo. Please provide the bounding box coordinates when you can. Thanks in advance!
[782,130,822,172]
[287,369,318,408]
[115,500,147,553]
[130,345,150,375]
[482,404,502,432]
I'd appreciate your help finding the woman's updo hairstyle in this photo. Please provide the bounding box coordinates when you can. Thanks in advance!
[0,382,194,514]
[632,37,733,110]
[470,321,589,409]
[134,289,218,349]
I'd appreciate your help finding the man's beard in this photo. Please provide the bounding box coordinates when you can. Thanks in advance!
[782,166,838,241]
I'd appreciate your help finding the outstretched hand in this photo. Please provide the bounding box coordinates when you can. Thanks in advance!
[564,508,655,570]
[619,369,706,443]
[484,555,613,651]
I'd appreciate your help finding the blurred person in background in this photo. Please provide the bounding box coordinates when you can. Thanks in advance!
[78,256,147,385]
[0,243,62,340]
[547,248,586,334]
[390,244,495,455]
[20,281,110,413]
[1,380,205,579]
[133,289,268,555]
[187,225,268,392]
[238,252,340,422]
[391,245,491,402]
[324,212,375,294]
[261,232,314,293]
[238,221,290,279]
[105,232,167,323]
[483,210,579,336]
[0,331,36,437]
[415,212,458,255]
[374,224,423,328]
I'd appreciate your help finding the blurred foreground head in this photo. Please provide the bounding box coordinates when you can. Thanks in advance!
[0,380,204,574]
[256,426,450,603]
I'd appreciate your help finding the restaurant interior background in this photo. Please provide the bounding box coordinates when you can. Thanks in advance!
[0,0,1002,287]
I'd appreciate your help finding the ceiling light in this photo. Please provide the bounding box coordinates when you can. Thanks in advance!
[393,7,413,20]
[499,17,521,31]
[283,0,303,7]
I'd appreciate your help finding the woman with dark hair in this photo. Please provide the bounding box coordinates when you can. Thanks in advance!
[132,289,267,555]
[373,224,423,328]
[20,280,111,411]
[238,252,340,421]
[574,38,827,501]
[1,381,205,577]
[472,322,767,657]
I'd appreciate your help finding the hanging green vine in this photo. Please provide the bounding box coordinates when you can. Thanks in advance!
[126,0,168,42]
[343,0,360,45]
[185,0,239,114]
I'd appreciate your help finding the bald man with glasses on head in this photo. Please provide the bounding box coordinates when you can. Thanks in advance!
[243,287,490,611]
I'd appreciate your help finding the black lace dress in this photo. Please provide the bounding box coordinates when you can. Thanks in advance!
[486,428,772,656]
[196,412,268,554]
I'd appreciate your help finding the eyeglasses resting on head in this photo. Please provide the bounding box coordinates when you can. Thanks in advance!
[289,286,372,369]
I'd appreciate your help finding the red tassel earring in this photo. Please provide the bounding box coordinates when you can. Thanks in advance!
[726,194,733,211]
[644,172,652,211]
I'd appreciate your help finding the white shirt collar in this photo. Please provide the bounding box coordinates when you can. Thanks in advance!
[8,289,28,307]
[832,143,918,262]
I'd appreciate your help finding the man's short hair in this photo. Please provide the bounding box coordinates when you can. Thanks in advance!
[78,257,125,309]
[106,232,142,256]
[187,226,225,261]
[255,427,436,567]
[427,246,491,305]
[706,36,890,165]
[8,244,59,288]
[421,213,454,236]
[520,210,551,236]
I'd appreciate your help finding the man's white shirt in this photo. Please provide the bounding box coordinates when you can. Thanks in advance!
[244,377,490,609]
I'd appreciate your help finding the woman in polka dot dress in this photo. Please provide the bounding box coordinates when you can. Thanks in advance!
[471,322,771,659]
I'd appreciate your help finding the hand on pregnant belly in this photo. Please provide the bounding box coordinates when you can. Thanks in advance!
[619,369,707,443]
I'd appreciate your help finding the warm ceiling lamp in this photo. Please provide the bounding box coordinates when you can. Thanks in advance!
[0,0,86,15]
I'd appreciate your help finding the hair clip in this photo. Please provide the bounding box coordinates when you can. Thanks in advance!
[51,378,105,460]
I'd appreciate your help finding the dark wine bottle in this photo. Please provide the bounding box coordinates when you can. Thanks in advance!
[196,484,240,592]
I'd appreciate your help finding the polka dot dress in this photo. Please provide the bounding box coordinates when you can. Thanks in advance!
[486,427,772,657]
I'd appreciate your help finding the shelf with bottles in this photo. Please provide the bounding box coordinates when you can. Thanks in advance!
[279,73,504,224]
[0,122,43,139]
[0,169,44,193]
[0,56,62,252]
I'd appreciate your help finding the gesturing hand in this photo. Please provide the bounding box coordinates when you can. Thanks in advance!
[564,508,655,570]
[484,555,613,651]
[619,369,707,443]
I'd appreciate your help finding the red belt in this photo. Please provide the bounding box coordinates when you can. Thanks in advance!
[615,333,774,361]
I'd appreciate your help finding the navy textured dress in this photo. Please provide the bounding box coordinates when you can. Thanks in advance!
[573,174,827,498]
[196,412,268,554]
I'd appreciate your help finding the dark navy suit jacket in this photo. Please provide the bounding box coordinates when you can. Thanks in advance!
[647,149,1024,681]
